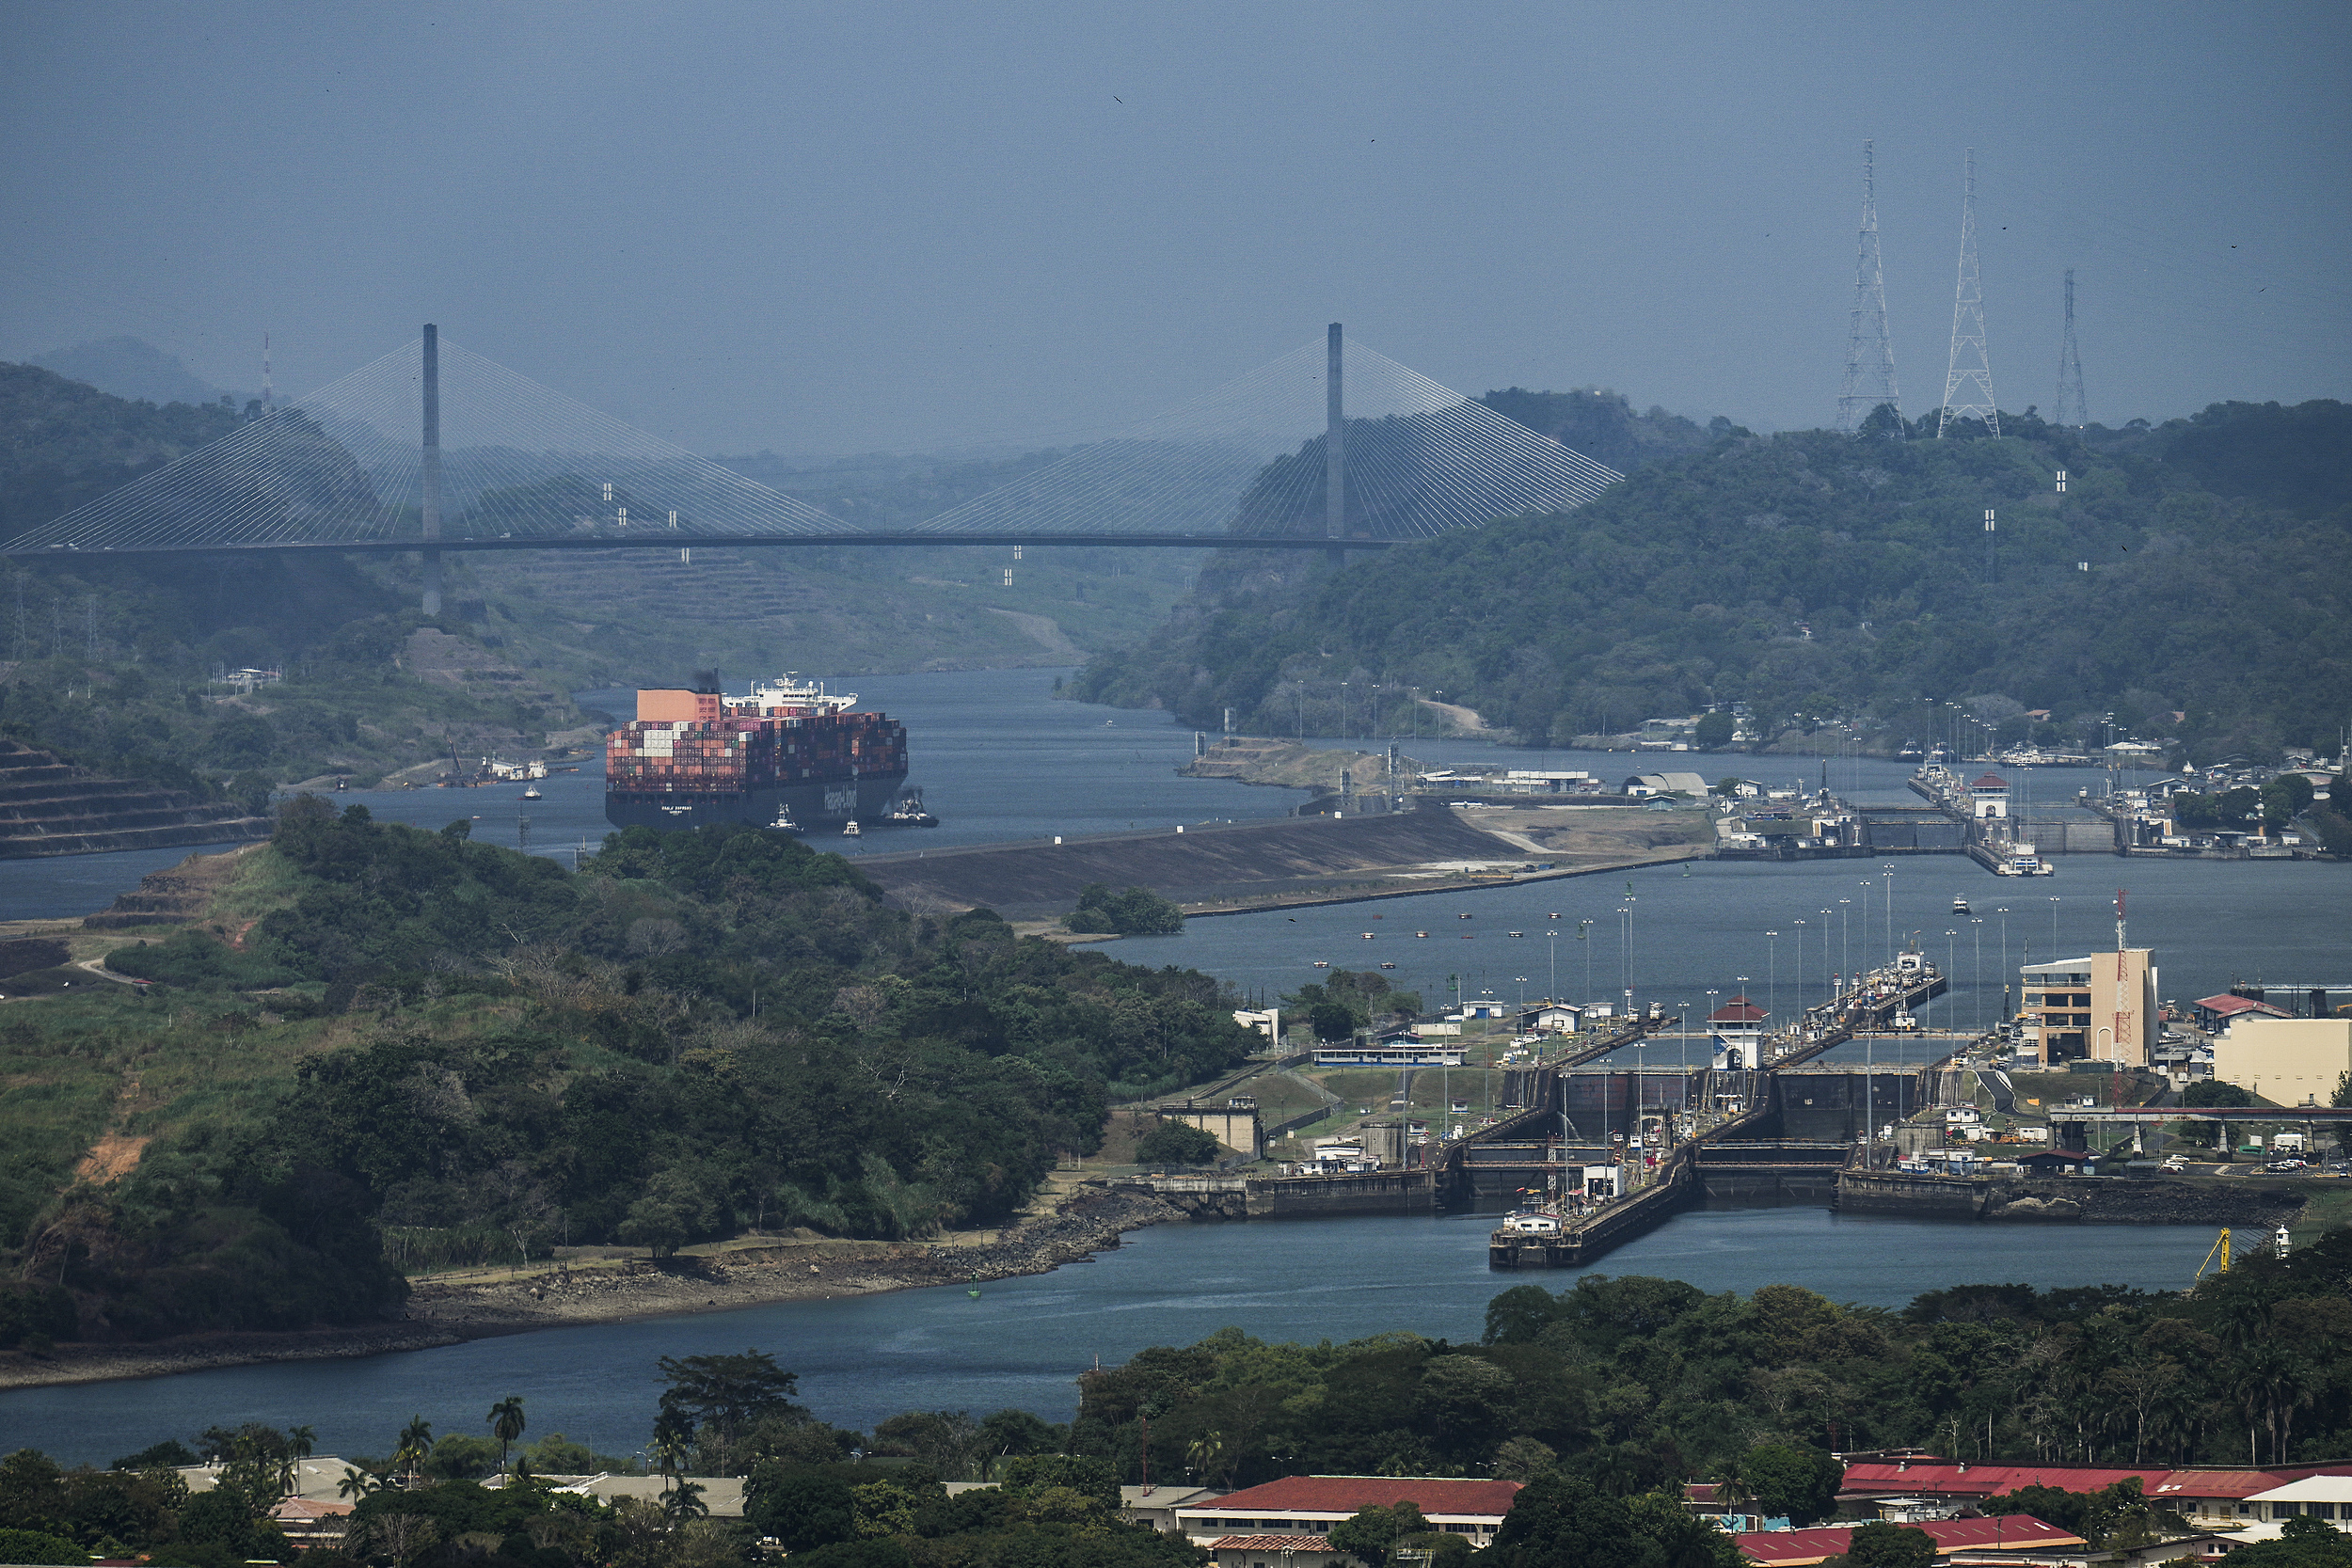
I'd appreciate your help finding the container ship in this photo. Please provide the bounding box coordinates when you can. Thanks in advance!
[604,673,910,832]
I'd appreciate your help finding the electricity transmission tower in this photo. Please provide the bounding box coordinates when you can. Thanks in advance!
[1937,149,1998,436]
[1837,140,1900,434]
[2055,268,2088,426]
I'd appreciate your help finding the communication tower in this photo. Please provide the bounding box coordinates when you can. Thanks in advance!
[2055,268,2089,426]
[1937,150,1999,436]
[1837,140,1901,434]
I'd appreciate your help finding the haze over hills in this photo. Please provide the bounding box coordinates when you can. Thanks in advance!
[25,337,242,410]
[1074,399,2352,768]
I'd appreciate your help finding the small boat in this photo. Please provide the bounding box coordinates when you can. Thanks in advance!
[1458,912,1472,920]
[842,819,861,837]
[1952,895,1971,914]
[1361,932,1375,940]
[1508,931,1524,939]
[1312,960,1329,969]
[769,807,802,832]
[1416,931,1429,938]
[521,785,543,800]
[884,787,939,826]
[1379,961,1396,970]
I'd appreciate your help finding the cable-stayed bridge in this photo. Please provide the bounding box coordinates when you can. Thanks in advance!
[3,325,1623,603]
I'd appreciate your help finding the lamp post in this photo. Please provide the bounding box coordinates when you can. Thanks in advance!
[2049,895,2061,956]
[1947,930,1959,1025]
[1883,863,1896,965]
[1970,918,1984,1037]
[1791,921,1805,1026]
[1579,920,1594,1004]
[1839,898,1852,992]
[1996,908,2011,1031]
[1618,903,1635,1021]
[1764,937,1778,1041]
[1821,910,1835,1010]
[1858,879,1872,974]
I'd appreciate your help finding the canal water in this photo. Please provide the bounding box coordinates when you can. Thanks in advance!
[0,1204,2232,1467]
[0,669,2340,1461]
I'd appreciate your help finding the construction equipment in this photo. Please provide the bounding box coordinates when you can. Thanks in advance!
[2196,1227,2231,1283]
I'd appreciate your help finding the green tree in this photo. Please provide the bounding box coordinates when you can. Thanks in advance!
[1327,1502,1431,1568]
[1064,884,1184,936]
[658,1350,803,1471]
[2264,772,2316,825]
[0,1527,83,1565]
[1736,1443,1843,1526]
[1482,1473,1740,1568]
[1136,1121,1223,1167]
[487,1396,527,1474]
[1309,1001,1357,1042]
[617,1197,688,1259]
[746,1467,857,1552]
[1693,711,1737,749]
[392,1417,433,1489]
[2183,1079,2256,1108]
[1841,1521,1937,1568]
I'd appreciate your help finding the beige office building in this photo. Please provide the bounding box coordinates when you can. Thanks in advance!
[2214,1018,2352,1106]
[2021,948,2156,1068]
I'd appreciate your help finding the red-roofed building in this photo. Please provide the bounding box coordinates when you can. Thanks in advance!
[2193,993,2291,1032]
[1176,1477,1522,1550]
[1840,1457,2352,1529]
[1736,1514,2083,1565]
[1969,774,2010,819]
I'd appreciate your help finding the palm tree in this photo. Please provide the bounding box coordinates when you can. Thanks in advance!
[651,1430,691,1497]
[487,1397,527,1475]
[337,1468,384,1502]
[1184,1431,1226,1487]
[394,1417,434,1490]
[662,1479,708,1523]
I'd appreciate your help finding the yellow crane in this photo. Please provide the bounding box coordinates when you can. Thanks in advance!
[2196,1227,2231,1282]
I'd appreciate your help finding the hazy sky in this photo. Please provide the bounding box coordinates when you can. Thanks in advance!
[4,3,2345,455]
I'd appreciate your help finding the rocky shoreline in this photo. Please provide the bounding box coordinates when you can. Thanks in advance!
[0,1189,1181,1391]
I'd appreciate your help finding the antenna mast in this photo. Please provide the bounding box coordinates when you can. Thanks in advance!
[1937,150,1999,437]
[2056,268,2088,426]
[261,331,272,412]
[1837,140,1901,434]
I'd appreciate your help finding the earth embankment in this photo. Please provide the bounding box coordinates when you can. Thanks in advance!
[860,807,1546,919]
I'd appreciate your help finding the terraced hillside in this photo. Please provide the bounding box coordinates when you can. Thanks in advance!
[0,739,269,858]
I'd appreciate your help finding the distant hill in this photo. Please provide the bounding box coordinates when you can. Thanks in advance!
[25,336,231,407]
[1073,400,2352,767]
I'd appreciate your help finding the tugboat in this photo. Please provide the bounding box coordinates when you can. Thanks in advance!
[1952,895,1971,914]
[841,819,861,837]
[882,787,938,827]
[521,784,543,801]
[769,805,802,833]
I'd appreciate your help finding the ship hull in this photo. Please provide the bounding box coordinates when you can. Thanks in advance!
[605,771,908,832]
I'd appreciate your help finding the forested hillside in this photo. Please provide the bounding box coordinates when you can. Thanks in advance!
[1075,401,2352,765]
[2,810,1256,1341]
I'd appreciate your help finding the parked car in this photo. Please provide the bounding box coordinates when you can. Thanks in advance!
[2265,1158,2309,1172]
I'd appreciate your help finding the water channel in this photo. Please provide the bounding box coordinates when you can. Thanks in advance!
[0,668,2342,1461]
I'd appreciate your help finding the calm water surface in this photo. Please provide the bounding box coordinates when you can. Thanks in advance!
[0,1205,2231,1466]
